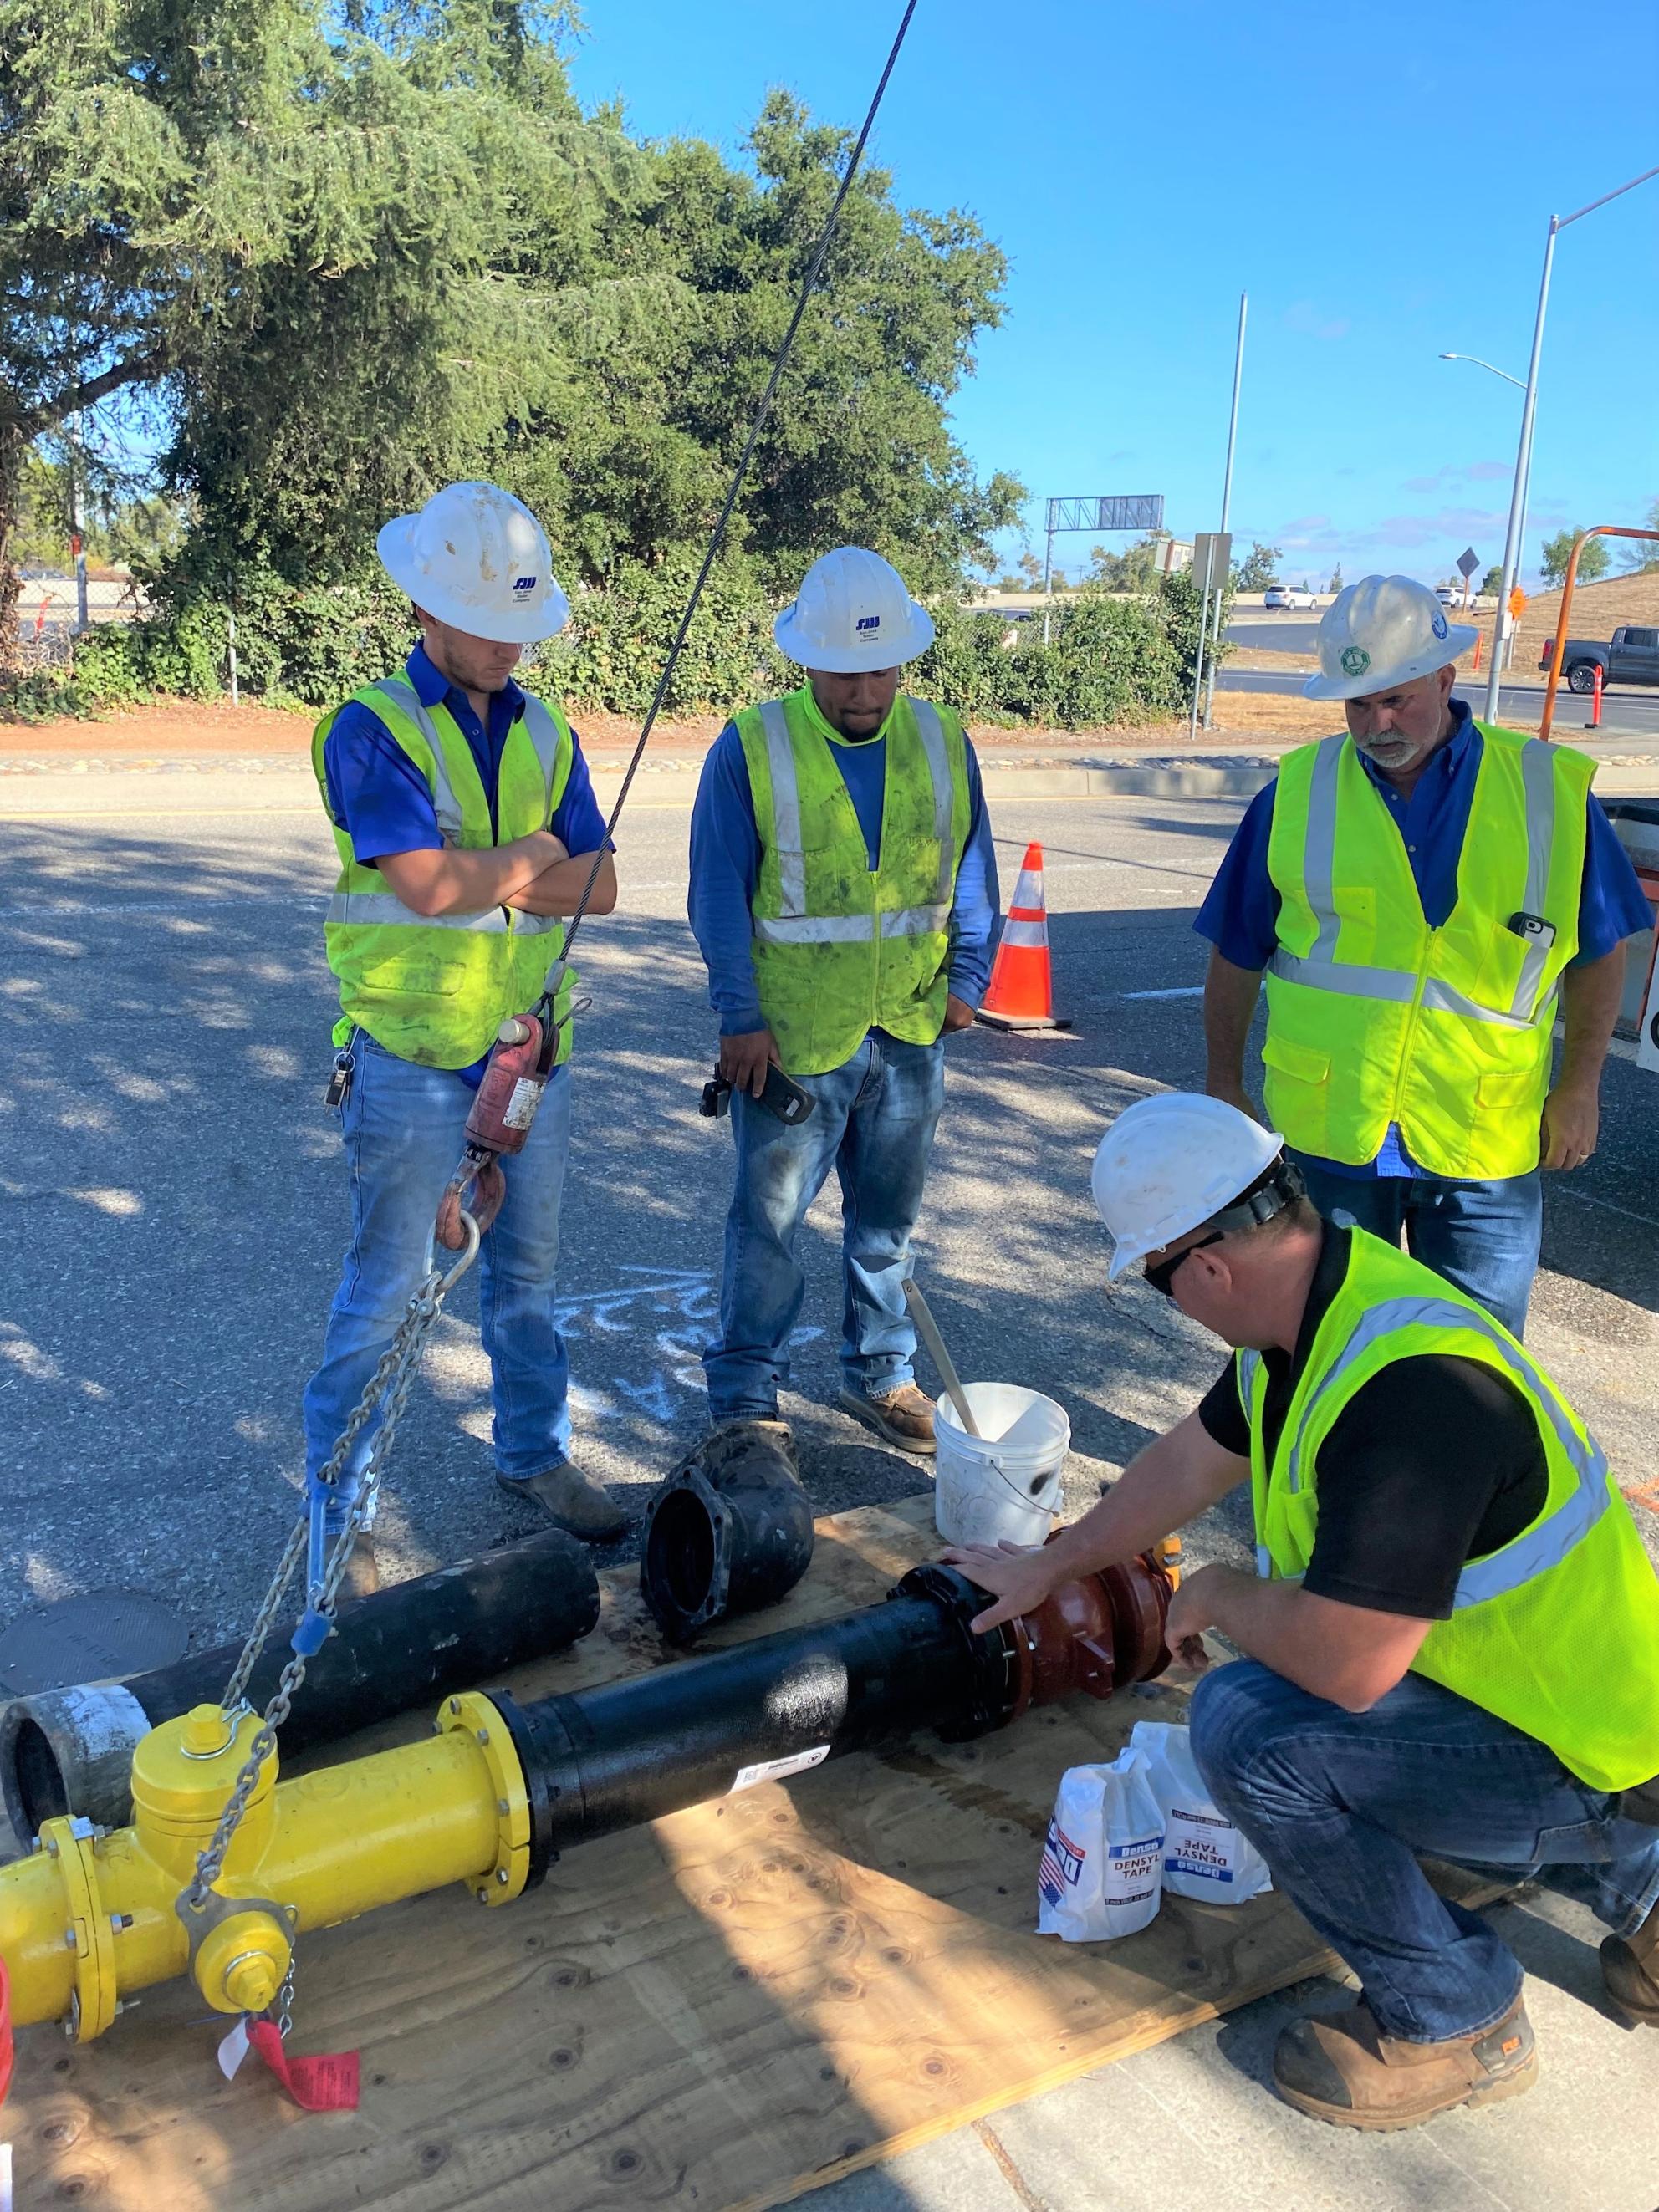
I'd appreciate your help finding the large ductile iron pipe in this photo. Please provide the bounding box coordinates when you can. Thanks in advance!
[0,1554,1171,2041]
[0,1529,602,1841]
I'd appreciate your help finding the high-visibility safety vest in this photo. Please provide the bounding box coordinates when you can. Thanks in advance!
[1263,723,1593,1178]
[311,674,577,1070]
[1235,1230,1659,1793]
[734,686,972,1076]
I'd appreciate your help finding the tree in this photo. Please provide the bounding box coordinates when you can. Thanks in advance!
[1479,564,1504,597]
[1233,542,1282,591]
[1539,528,1610,588]
[1017,550,1045,592]
[1081,536,1162,592]
[1327,565,1343,595]
[1620,497,1659,573]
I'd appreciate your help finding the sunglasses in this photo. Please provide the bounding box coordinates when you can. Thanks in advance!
[1143,1231,1224,1299]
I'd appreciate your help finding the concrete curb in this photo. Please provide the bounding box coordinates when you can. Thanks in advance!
[4,757,1657,818]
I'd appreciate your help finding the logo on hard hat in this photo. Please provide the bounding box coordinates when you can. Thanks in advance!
[1340,645,1371,678]
[855,614,881,632]
[1431,610,1448,640]
[512,575,538,594]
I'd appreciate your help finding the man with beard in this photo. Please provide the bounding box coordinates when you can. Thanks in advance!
[1197,573,1648,1337]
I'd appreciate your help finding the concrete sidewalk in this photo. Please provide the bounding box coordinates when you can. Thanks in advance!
[801,1888,1659,2212]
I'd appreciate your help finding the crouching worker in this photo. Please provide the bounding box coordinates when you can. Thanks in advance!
[303,481,627,1593]
[947,1091,1659,2130]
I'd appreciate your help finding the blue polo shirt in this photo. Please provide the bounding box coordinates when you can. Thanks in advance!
[687,694,1001,1037]
[1194,700,1652,1178]
[324,643,610,1083]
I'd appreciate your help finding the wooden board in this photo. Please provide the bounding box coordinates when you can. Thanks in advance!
[3,1499,1498,2211]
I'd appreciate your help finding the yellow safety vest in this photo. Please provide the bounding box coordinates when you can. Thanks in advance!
[735,686,972,1076]
[312,674,577,1070]
[1262,723,1592,1178]
[1236,1229,1659,1793]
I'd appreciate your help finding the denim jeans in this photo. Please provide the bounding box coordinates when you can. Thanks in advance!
[1190,1660,1659,2043]
[1290,1154,1543,1339]
[703,1032,945,1423]
[302,1032,573,1518]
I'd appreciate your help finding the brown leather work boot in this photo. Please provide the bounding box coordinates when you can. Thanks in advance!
[1273,1996,1537,2130]
[337,1533,380,1603]
[498,1463,631,1542]
[838,1382,936,1455]
[1602,1895,1659,2026]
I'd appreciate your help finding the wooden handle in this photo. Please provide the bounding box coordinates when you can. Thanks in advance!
[902,1279,982,1438]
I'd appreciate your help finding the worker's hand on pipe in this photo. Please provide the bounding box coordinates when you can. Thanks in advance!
[719,1027,781,1098]
[941,1540,1061,1634]
[1539,1079,1599,1171]
[1162,1570,1215,1674]
[941,993,977,1034]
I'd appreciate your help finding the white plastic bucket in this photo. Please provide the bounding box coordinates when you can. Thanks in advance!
[933,1383,1070,1547]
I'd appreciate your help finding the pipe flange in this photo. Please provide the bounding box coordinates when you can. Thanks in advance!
[437,1692,531,1904]
[890,1564,1018,1740]
[40,1814,118,2043]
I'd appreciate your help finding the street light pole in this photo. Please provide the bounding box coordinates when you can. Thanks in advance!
[1202,290,1247,731]
[1483,162,1659,724]
[1439,352,1528,609]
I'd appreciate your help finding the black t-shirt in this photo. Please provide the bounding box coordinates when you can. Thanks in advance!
[1197,1225,1549,1620]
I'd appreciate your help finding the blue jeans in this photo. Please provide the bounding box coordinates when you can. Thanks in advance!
[704,1032,945,1424]
[302,1032,573,1517]
[1191,1660,1659,2043]
[1290,1154,1542,1339]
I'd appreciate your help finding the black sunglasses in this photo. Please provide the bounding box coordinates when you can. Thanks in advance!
[1143,1231,1224,1299]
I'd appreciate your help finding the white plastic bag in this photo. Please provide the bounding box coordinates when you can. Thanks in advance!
[1037,1745,1165,1941]
[1129,1719,1273,1904]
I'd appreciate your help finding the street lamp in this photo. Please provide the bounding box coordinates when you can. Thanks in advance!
[1483,162,1659,723]
[1439,352,1530,619]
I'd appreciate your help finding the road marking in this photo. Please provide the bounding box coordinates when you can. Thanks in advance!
[1120,985,1204,1000]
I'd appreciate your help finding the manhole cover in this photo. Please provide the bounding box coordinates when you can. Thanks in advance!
[0,1589,188,1696]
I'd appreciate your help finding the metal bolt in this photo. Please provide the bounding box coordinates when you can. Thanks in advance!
[497,1798,509,1816]
[475,1728,490,1746]
[495,1867,509,1886]
[45,1836,59,1858]
[476,1887,491,1905]
[110,1914,134,1934]
[449,1699,462,1715]
[64,1928,77,1950]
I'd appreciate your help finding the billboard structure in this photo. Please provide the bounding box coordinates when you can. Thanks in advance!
[1040,494,1166,640]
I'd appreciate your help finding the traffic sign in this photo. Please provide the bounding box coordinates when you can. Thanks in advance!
[1508,588,1528,620]
[1191,532,1233,594]
[1457,547,1480,579]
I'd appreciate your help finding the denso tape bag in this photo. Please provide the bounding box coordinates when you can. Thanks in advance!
[1036,1745,1165,1941]
[1130,1719,1272,1904]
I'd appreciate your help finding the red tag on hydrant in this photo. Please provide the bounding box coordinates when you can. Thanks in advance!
[246,2021,360,2111]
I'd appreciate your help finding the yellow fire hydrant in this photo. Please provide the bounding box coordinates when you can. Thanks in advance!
[0,1692,530,2041]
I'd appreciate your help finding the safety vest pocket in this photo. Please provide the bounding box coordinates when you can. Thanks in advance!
[1476,1067,1541,1109]
[1261,1033,1330,1086]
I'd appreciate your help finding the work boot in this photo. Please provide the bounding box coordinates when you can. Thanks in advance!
[498,1463,631,1542]
[1602,1895,1659,2026]
[838,1381,936,1456]
[1272,1996,1537,2130]
[337,1533,380,1603]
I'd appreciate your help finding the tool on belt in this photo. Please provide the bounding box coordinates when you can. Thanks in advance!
[433,961,584,1251]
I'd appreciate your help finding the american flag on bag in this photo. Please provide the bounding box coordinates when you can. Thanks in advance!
[1039,1820,1085,1908]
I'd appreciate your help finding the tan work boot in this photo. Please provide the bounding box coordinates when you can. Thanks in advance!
[837,1381,936,1455]
[1273,1996,1537,2130]
[1602,1896,1659,2026]
[498,1463,630,1541]
[337,1533,380,1603]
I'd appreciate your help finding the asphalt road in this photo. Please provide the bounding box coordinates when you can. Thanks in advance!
[3,779,1656,1656]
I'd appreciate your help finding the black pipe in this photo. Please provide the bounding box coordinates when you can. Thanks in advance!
[496,1565,1014,1883]
[641,1429,816,1643]
[0,1529,601,1837]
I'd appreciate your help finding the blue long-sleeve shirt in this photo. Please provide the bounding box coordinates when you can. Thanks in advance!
[1194,699,1653,1177]
[687,688,1001,1037]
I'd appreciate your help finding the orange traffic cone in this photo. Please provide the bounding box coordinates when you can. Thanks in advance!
[975,841,1071,1031]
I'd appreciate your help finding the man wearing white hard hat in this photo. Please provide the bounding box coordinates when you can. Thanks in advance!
[303,482,626,1584]
[948,1092,1659,2130]
[688,546,999,1457]
[1196,574,1648,1337]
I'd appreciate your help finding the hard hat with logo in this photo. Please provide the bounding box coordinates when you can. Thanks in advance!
[773,546,935,674]
[1091,1093,1293,1280]
[1304,573,1478,701]
[377,482,570,645]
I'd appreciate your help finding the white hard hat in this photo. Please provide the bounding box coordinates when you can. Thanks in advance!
[1304,573,1477,701]
[1092,1093,1288,1280]
[773,546,935,674]
[377,482,571,645]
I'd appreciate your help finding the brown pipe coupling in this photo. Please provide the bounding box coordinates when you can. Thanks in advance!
[1003,1548,1173,1723]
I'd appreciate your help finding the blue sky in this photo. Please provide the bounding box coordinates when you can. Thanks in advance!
[565,0,1659,591]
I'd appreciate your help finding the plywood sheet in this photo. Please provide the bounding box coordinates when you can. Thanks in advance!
[3,1497,1498,2211]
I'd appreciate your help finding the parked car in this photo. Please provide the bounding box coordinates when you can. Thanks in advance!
[1539,625,1659,694]
[1435,585,1467,608]
[1263,584,1316,610]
